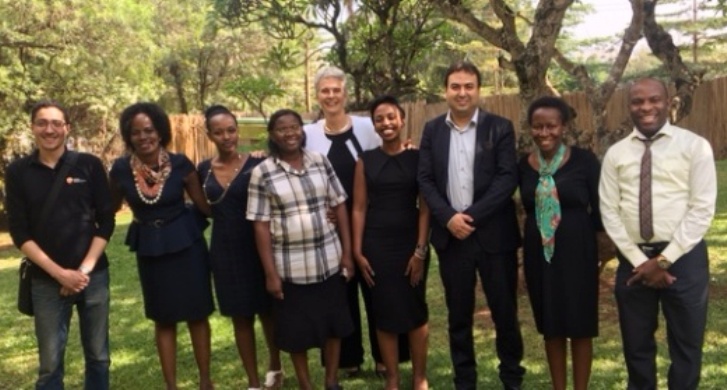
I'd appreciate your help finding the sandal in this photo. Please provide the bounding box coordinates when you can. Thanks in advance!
[263,370,283,389]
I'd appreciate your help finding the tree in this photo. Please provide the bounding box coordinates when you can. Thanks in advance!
[0,0,163,159]
[153,0,232,113]
[435,0,705,156]
[224,75,285,120]
[655,0,727,67]
[0,0,164,223]
[643,0,706,124]
[432,0,647,154]
[214,0,450,108]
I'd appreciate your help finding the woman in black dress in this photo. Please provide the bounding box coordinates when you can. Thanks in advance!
[110,103,214,390]
[352,95,430,390]
[199,105,282,389]
[304,66,407,377]
[518,96,603,390]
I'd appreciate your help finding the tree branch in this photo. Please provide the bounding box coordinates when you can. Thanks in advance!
[643,0,704,123]
[0,38,62,50]
[434,0,504,48]
[596,0,644,105]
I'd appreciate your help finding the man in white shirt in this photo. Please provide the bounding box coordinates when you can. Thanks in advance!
[599,77,716,390]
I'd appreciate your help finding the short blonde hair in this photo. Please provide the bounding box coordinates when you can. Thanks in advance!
[314,66,347,92]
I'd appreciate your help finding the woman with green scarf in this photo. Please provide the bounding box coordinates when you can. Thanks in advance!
[518,96,603,390]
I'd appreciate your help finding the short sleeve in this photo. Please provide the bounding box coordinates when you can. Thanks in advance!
[175,153,195,177]
[246,164,271,222]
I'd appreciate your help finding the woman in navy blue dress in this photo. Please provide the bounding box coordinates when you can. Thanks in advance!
[110,102,214,390]
[198,105,282,389]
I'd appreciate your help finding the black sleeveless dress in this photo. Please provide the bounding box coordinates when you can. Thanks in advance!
[361,148,428,333]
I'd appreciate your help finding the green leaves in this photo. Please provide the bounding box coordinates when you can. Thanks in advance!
[225,75,285,120]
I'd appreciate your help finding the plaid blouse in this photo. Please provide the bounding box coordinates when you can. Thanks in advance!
[246,149,348,284]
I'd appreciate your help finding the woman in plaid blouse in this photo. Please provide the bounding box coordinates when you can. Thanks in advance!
[247,109,355,390]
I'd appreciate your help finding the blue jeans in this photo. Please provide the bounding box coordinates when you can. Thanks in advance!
[32,268,110,390]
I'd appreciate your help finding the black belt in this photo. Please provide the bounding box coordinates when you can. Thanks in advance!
[636,242,668,258]
[133,210,184,228]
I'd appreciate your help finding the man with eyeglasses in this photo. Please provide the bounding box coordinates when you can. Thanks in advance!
[5,100,115,389]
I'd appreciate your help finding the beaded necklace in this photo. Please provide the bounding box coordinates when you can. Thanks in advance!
[203,154,243,205]
[131,149,171,205]
[323,116,352,135]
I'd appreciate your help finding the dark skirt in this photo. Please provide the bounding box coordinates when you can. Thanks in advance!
[273,274,353,353]
[211,249,271,318]
[136,238,215,323]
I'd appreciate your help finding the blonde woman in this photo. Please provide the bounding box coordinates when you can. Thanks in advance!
[304,66,409,376]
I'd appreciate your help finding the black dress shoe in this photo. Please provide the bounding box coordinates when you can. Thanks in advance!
[325,384,343,390]
[503,385,522,390]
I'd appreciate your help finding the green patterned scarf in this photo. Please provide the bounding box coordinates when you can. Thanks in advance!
[535,143,567,263]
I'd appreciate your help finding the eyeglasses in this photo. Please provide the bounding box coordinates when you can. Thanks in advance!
[32,119,67,129]
[273,124,302,135]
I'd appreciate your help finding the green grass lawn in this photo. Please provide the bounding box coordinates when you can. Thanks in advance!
[1,161,727,389]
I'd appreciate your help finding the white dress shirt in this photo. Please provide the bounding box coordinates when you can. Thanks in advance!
[446,109,479,212]
[599,123,717,267]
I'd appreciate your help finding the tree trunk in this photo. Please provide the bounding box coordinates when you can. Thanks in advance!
[643,0,704,124]
[169,61,189,114]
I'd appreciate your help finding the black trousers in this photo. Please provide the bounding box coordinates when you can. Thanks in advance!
[615,240,709,390]
[437,236,525,390]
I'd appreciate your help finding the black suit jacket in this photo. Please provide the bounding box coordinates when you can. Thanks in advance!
[418,111,521,253]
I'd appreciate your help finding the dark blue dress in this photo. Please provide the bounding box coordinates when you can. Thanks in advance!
[198,156,271,318]
[110,153,214,323]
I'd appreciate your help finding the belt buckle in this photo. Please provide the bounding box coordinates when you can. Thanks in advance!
[151,219,164,228]
[639,244,657,257]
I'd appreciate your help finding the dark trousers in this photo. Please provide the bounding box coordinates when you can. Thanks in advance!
[438,236,525,390]
[333,272,410,367]
[615,240,709,390]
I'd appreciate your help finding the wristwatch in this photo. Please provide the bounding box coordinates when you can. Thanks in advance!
[656,255,671,270]
[79,265,92,275]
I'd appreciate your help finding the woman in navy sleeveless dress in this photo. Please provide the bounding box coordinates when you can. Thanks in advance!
[198,105,282,389]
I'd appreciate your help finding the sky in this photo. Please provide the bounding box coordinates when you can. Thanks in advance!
[574,0,634,39]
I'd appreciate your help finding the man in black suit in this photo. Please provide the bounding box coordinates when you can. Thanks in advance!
[418,61,525,390]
